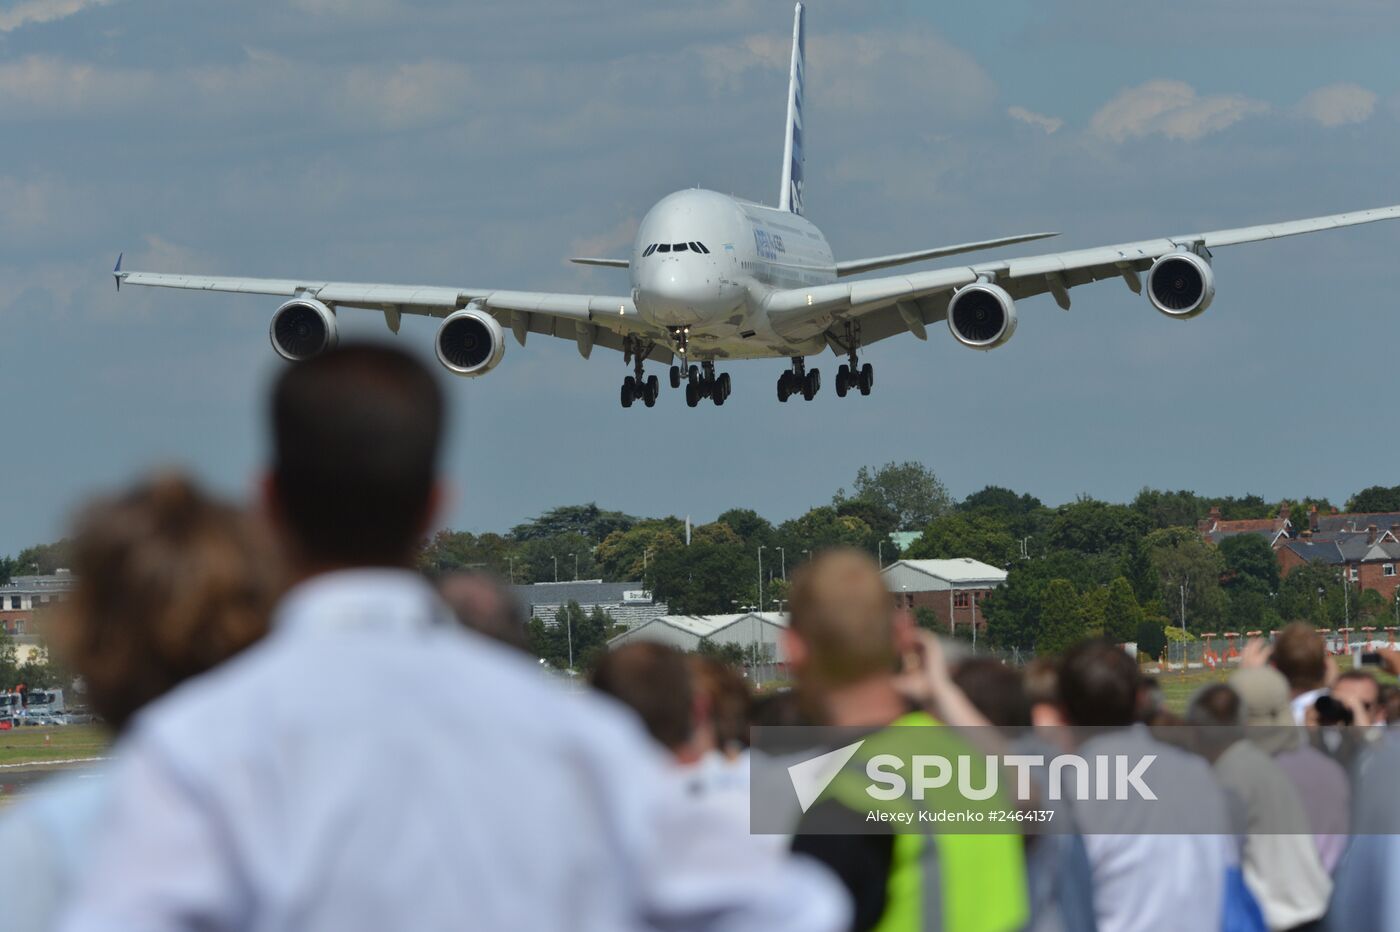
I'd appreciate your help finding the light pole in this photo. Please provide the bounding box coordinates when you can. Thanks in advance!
[643,549,653,589]
[566,611,574,671]
[777,547,786,582]
[1179,578,1189,635]
[552,556,558,583]
[571,553,579,581]
[878,540,884,569]
[757,546,766,618]
[508,556,515,584]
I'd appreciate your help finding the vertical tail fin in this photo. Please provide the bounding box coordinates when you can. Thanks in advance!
[778,2,805,215]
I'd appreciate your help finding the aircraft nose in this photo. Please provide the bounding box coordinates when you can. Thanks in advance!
[637,256,728,324]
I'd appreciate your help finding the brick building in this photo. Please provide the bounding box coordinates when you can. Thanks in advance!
[880,558,1008,634]
[0,572,74,637]
[1277,524,1400,603]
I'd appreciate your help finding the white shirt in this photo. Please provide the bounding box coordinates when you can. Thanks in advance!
[1074,726,1233,932]
[0,765,112,932]
[1291,687,1327,725]
[60,570,847,932]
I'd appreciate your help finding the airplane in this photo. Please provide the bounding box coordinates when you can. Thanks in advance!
[115,3,1400,410]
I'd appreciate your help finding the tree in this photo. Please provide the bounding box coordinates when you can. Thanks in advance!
[715,509,777,545]
[1346,485,1400,514]
[518,533,597,583]
[778,507,878,557]
[595,521,685,584]
[417,530,517,579]
[1132,488,1207,530]
[0,555,15,587]
[510,504,636,542]
[1046,498,1146,559]
[1103,577,1144,644]
[982,551,1106,650]
[0,631,19,691]
[652,541,755,615]
[1277,560,1344,625]
[833,499,901,540]
[13,540,73,576]
[835,462,950,530]
[527,602,621,670]
[1079,585,1108,637]
[1135,618,1168,659]
[1145,527,1226,633]
[958,486,1047,540]
[1219,534,1280,593]
[1036,579,1087,656]
[905,514,1017,567]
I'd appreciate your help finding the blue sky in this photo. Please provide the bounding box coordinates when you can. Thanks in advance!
[2,0,1400,553]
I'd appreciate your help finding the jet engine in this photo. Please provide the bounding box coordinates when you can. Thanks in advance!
[947,283,1018,350]
[269,298,338,361]
[435,307,505,377]
[1146,252,1215,319]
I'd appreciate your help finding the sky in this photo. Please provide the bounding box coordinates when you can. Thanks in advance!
[3,0,1400,553]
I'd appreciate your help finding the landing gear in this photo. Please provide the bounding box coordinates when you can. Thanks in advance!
[836,361,873,397]
[620,337,660,408]
[683,361,730,407]
[834,325,874,398]
[669,365,681,389]
[777,358,820,403]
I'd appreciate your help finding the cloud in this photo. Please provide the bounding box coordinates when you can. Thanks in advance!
[0,0,115,32]
[1296,82,1377,127]
[1090,80,1267,142]
[1008,105,1063,134]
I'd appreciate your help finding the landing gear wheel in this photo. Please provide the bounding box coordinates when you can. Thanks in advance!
[836,364,850,398]
[621,377,635,409]
[712,372,731,406]
[688,365,699,382]
[644,375,659,407]
[777,371,792,403]
[803,369,820,401]
[685,381,700,408]
[859,363,873,396]
[669,366,681,389]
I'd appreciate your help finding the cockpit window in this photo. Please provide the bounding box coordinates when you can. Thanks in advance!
[656,243,671,253]
[689,241,709,254]
[673,243,688,252]
[642,244,656,256]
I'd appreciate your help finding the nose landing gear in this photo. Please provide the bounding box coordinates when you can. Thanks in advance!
[777,357,820,402]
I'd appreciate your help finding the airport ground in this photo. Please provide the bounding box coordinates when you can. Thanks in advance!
[0,724,108,808]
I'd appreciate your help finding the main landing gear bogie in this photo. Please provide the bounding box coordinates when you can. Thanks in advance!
[777,358,821,403]
[621,373,659,408]
[683,361,731,408]
[835,362,873,397]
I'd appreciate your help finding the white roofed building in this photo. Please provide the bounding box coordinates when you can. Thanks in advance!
[880,558,1008,636]
[606,612,790,669]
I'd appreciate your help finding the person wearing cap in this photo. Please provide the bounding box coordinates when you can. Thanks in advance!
[1230,666,1349,874]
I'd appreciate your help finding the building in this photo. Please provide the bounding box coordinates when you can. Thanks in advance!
[0,572,74,637]
[606,612,790,664]
[1198,505,1292,547]
[1277,528,1400,604]
[510,580,667,629]
[880,558,1008,633]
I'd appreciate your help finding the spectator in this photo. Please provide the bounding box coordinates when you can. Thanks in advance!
[1331,669,1381,727]
[0,474,278,932]
[436,569,529,652]
[1058,639,1234,932]
[61,345,847,932]
[1024,657,1068,728]
[785,549,1029,932]
[952,657,1098,932]
[1379,682,1400,727]
[1271,623,1329,724]
[1230,667,1350,874]
[1327,735,1400,930]
[689,654,751,758]
[1186,684,1330,930]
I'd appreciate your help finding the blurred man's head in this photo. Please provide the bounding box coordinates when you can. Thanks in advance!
[687,655,751,756]
[437,570,528,652]
[785,548,902,690]
[953,658,1031,728]
[1023,657,1066,728]
[60,473,277,732]
[590,643,697,757]
[1185,683,1244,761]
[1058,639,1141,727]
[1333,669,1381,722]
[267,344,444,570]
[1272,622,1327,695]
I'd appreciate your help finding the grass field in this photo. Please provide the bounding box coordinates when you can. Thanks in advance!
[1151,656,1397,714]
[0,724,110,767]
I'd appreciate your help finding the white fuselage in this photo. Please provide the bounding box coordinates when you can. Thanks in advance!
[630,188,836,359]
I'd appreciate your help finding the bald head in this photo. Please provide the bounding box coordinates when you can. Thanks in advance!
[788,548,897,687]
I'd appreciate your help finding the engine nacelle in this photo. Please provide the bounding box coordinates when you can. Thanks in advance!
[435,308,505,377]
[1146,252,1215,319]
[269,298,338,361]
[947,283,1018,350]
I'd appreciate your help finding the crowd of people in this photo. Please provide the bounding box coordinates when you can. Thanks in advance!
[0,343,1397,932]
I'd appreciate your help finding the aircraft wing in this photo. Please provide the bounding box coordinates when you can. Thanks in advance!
[114,268,673,361]
[764,204,1400,347]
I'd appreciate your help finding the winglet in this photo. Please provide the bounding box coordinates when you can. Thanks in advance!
[113,252,123,292]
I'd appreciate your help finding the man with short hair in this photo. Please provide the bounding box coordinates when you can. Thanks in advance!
[1331,668,1381,726]
[785,549,1029,932]
[1059,640,1234,932]
[1271,622,1329,724]
[62,345,846,932]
